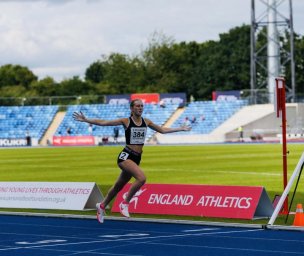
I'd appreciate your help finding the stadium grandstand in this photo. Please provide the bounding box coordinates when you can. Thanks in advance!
[0,92,304,147]
[0,105,58,146]
[171,100,248,135]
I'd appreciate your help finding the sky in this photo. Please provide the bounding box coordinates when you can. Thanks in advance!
[0,0,303,82]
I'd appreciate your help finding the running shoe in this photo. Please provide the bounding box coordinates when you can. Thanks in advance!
[96,203,105,223]
[119,201,130,218]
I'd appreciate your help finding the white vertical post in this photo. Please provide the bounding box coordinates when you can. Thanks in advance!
[267,0,280,104]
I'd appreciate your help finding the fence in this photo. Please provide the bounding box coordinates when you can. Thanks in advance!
[0,95,106,106]
[0,91,303,107]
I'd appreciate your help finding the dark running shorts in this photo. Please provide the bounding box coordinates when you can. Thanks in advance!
[117,146,142,165]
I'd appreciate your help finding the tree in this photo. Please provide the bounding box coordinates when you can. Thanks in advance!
[140,31,176,92]
[85,60,105,83]
[138,26,251,100]
[188,40,220,99]
[294,35,304,96]
[30,77,58,96]
[86,53,146,94]
[185,25,251,100]
[58,76,92,96]
[283,32,304,98]
[0,64,37,89]
[102,53,145,94]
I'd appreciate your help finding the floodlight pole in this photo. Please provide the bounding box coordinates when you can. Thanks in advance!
[275,77,288,213]
[251,0,296,104]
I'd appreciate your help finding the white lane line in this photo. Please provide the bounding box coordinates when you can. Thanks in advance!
[142,168,281,176]
[0,229,262,252]
[218,171,280,176]
[100,233,149,238]
[16,239,67,245]
[182,228,220,232]
[70,229,266,254]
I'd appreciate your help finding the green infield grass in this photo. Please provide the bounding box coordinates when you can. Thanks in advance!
[0,143,303,225]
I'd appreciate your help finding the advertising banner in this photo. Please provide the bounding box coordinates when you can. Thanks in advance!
[0,182,103,210]
[160,93,186,107]
[112,184,273,219]
[131,93,160,104]
[52,136,95,146]
[106,94,130,105]
[212,90,241,101]
[0,138,27,147]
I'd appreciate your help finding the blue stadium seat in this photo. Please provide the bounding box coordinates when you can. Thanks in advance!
[171,100,248,134]
[0,105,58,140]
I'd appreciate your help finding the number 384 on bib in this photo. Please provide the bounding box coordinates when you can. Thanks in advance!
[130,127,146,144]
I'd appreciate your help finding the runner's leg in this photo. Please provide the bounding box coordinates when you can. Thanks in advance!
[118,160,146,203]
[102,170,132,207]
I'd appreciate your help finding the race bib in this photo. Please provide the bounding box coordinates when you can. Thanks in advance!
[130,127,147,144]
[119,152,129,161]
